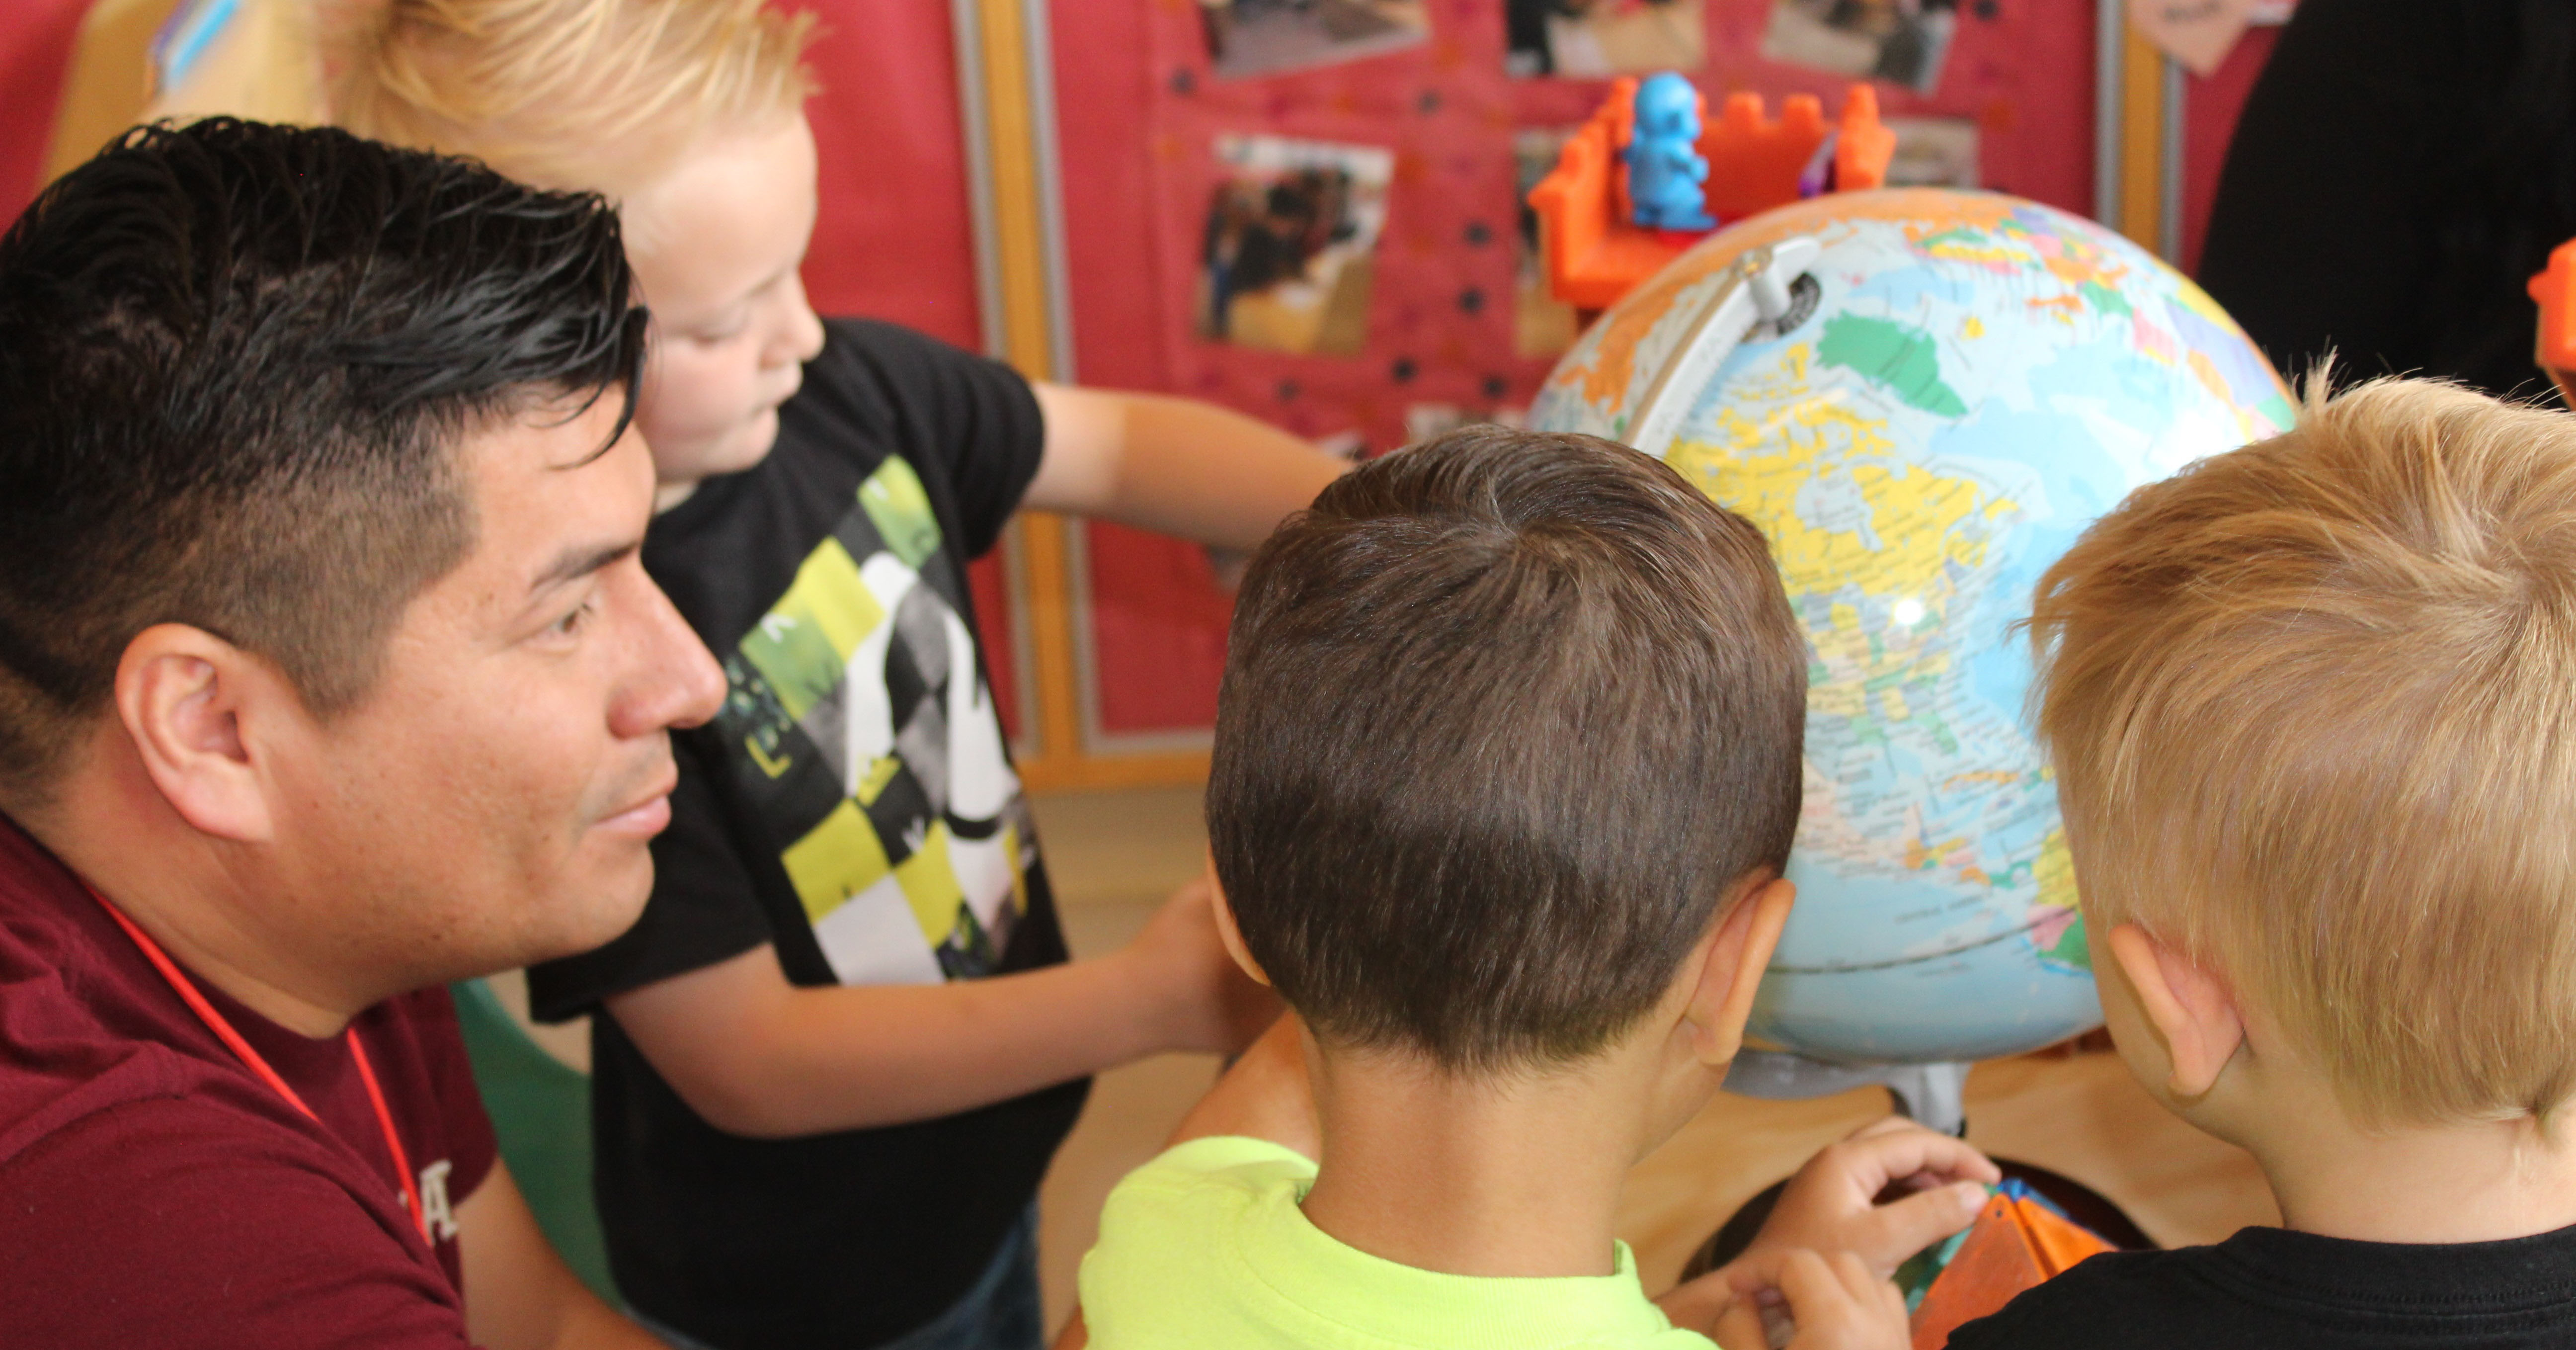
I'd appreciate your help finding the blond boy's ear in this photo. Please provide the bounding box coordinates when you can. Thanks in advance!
[1683,876,1796,1066]
[1204,854,1271,987]
[2104,923,2245,1099]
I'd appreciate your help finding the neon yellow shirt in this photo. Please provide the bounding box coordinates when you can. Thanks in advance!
[1079,1136,1718,1350]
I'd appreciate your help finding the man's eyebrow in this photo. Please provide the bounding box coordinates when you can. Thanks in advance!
[531,538,641,594]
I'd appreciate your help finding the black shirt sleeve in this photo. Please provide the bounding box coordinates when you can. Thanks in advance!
[2195,0,2464,388]
[819,319,1046,562]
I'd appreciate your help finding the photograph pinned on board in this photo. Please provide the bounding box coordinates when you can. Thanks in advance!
[1760,0,1957,94]
[1199,0,1432,81]
[1884,117,1979,188]
[1514,128,1581,358]
[1198,135,1393,357]
[1505,0,1706,79]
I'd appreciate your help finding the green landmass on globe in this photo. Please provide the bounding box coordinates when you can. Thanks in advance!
[1532,189,2293,1065]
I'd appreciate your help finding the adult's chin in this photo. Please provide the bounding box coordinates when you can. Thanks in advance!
[524,852,658,966]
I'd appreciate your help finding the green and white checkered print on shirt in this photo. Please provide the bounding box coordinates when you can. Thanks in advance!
[713,457,1035,985]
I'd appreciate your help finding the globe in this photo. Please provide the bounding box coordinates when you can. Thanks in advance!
[1530,189,2293,1064]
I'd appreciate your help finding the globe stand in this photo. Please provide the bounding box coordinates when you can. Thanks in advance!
[1688,1050,2153,1282]
[1723,1049,1970,1136]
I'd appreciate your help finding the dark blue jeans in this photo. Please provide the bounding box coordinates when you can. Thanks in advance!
[634,1204,1044,1350]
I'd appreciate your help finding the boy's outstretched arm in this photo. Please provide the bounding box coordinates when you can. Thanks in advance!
[604,873,1279,1138]
[1025,384,1347,550]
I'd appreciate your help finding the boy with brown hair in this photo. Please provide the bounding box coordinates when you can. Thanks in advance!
[1957,377,2576,1348]
[1075,426,1999,1350]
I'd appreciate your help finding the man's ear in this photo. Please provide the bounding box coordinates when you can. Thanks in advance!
[2104,923,2243,1098]
[113,624,281,844]
[1683,876,1796,1066]
[1203,856,1271,987]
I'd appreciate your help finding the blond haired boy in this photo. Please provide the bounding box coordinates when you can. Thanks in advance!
[1955,378,2576,1349]
[334,4,1345,1348]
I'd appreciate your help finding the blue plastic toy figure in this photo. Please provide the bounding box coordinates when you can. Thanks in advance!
[1625,72,1715,231]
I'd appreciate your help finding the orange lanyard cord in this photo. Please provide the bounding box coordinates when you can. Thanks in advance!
[86,885,432,1245]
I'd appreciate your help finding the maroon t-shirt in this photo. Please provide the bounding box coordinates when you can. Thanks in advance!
[0,815,498,1348]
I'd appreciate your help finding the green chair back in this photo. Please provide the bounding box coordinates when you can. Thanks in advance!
[450,978,619,1303]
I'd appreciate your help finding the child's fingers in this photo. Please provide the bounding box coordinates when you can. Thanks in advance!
[1770,1251,1873,1349]
[1771,1250,1911,1350]
[1770,1249,1846,1316]
[1847,1177,1988,1266]
[1828,1250,1886,1306]
[1829,1122,2004,1192]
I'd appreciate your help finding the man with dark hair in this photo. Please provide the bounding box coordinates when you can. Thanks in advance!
[0,119,722,1348]
[1072,427,2001,1350]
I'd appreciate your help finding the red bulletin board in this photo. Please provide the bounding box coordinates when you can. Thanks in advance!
[0,0,92,225]
[1048,0,2107,745]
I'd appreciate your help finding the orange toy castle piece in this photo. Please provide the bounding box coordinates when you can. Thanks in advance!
[1528,81,1894,315]
[1701,91,1827,221]
[1907,1187,2116,1350]
[2530,238,2576,400]
[1834,86,1896,198]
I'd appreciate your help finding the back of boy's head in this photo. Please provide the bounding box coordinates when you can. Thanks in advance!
[1209,427,1806,1075]
[2031,377,2576,1127]
[334,0,815,195]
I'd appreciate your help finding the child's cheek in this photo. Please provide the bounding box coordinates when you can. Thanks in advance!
[639,341,754,447]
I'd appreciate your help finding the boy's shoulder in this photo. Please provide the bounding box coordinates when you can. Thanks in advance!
[787,316,1036,443]
[1084,1137,1713,1350]
[1941,1248,2216,1350]
[1096,1136,1316,1240]
[1946,1221,2576,1350]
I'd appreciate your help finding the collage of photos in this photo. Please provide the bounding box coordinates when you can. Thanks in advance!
[1198,134,1394,357]
[1192,0,1981,371]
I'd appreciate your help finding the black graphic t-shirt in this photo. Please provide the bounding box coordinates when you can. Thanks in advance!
[528,319,1086,1350]
[1946,1220,2576,1350]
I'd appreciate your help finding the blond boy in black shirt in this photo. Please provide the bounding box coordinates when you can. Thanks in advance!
[1959,378,2576,1349]
[334,3,1344,1347]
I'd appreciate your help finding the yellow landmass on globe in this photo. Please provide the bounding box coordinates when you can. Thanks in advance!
[2033,828,2075,909]
[1667,363,2006,609]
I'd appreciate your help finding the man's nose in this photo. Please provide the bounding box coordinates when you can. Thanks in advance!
[615,577,726,739]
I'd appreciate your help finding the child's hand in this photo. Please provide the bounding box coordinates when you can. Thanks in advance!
[1122,868,1282,1056]
[1735,1116,2001,1279]
[1709,1250,1912,1350]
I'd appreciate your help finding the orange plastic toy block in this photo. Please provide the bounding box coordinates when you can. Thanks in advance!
[1527,80,1893,315]
[2530,238,2576,401]
[1907,1187,2116,1350]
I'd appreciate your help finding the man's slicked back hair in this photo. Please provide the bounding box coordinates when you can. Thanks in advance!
[0,118,647,803]
[1209,427,1807,1074]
